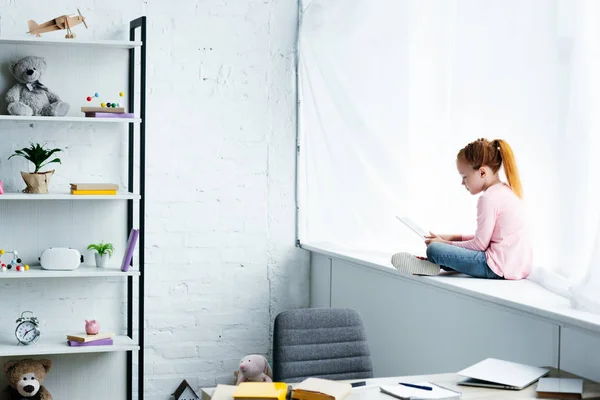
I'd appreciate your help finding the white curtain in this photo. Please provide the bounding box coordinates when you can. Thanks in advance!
[298,0,600,312]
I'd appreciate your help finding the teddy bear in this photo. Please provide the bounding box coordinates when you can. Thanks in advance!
[235,354,273,385]
[5,56,70,117]
[3,359,53,399]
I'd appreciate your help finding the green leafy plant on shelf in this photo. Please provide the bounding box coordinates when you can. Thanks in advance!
[8,142,63,194]
[9,142,62,173]
[87,242,115,268]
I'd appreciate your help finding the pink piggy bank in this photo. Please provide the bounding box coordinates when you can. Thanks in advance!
[85,319,99,335]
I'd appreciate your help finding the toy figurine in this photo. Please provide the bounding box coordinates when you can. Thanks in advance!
[0,250,28,272]
[27,9,88,39]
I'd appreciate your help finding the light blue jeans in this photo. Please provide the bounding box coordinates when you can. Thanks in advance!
[426,242,503,279]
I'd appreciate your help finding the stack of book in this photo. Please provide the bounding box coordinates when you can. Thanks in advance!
[81,106,134,119]
[66,332,114,347]
[291,378,351,400]
[70,183,118,195]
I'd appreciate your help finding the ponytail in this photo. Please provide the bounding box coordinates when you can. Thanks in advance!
[458,138,524,199]
[495,139,523,199]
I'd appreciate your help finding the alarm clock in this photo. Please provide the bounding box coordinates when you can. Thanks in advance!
[15,311,40,345]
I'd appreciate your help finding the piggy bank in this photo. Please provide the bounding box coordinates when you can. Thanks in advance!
[85,319,99,335]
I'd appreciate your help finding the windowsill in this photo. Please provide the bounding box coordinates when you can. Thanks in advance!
[302,242,600,334]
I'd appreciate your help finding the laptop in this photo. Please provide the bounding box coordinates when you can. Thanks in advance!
[457,358,550,390]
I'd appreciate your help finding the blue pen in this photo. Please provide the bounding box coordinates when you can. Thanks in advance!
[399,383,433,391]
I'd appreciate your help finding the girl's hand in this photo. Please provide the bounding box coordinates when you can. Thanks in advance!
[424,232,449,246]
[426,232,461,242]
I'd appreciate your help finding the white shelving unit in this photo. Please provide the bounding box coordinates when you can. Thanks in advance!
[0,265,139,278]
[0,192,140,200]
[0,37,142,49]
[0,115,141,123]
[0,18,146,400]
[0,336,139,357]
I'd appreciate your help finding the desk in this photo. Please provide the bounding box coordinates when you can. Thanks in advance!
[201,368,600,400]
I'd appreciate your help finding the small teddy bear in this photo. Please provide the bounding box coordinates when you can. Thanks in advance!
[235,354,273,385]
[3,358,53,400]
[6,56,70,117]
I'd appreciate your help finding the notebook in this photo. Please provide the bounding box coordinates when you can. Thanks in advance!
[380,383,461,400]
[233,382,288,400]
[292,378,352,400]
[536,378,584,399]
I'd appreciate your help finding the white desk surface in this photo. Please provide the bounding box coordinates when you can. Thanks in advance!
[201,368,600,400]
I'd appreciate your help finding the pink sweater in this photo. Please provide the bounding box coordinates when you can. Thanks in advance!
[451,183,533,280]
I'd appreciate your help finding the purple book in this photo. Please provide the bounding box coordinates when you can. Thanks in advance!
[68,338,113,347]
[121,228,139,272]
[85,112,135,118]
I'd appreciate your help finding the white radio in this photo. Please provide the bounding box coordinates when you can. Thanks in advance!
[39,248,83,270]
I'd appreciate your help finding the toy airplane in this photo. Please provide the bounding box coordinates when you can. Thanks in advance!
[27,9,88,39]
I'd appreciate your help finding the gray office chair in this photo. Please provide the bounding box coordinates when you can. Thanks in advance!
[272,308,374,382]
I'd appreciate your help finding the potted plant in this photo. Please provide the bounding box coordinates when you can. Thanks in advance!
[8,142,62,194]
[87,242,115,267]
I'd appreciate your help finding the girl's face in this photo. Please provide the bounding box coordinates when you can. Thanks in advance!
[456,159,488,195]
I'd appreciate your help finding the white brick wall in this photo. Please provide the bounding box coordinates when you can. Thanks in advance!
[0,1,309,399]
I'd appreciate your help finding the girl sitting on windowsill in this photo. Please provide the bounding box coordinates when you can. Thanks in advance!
[391,138,533,280]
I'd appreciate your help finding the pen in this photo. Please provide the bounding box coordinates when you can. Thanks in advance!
[351,381,366,388]
[399,383,433,391]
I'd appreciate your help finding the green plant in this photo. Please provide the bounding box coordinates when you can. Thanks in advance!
[87,242,115,257]
[8,142,62,173]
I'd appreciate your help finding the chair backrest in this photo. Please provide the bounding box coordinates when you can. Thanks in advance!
[272,308,374,382]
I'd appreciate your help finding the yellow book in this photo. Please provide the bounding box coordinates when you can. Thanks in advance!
[71,190,117,195]
[233,382,288,400]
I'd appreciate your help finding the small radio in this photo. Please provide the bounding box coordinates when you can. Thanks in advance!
[39,248,83,270]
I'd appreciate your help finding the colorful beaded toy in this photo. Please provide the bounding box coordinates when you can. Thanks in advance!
[85,91,125,108]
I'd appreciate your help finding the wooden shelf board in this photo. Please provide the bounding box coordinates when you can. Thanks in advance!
[0,335,138,357]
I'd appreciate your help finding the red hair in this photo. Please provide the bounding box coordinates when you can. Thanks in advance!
[457,138,523,199]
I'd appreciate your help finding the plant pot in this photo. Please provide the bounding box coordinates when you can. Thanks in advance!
[20,170,54,194]
[94,253,110,267]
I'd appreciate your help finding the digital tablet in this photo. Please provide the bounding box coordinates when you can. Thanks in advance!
[396,216,428,238]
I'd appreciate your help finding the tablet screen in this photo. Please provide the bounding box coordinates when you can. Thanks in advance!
[396,216,428,238]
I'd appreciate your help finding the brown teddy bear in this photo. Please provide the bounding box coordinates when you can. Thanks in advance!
[3,359,53,399]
